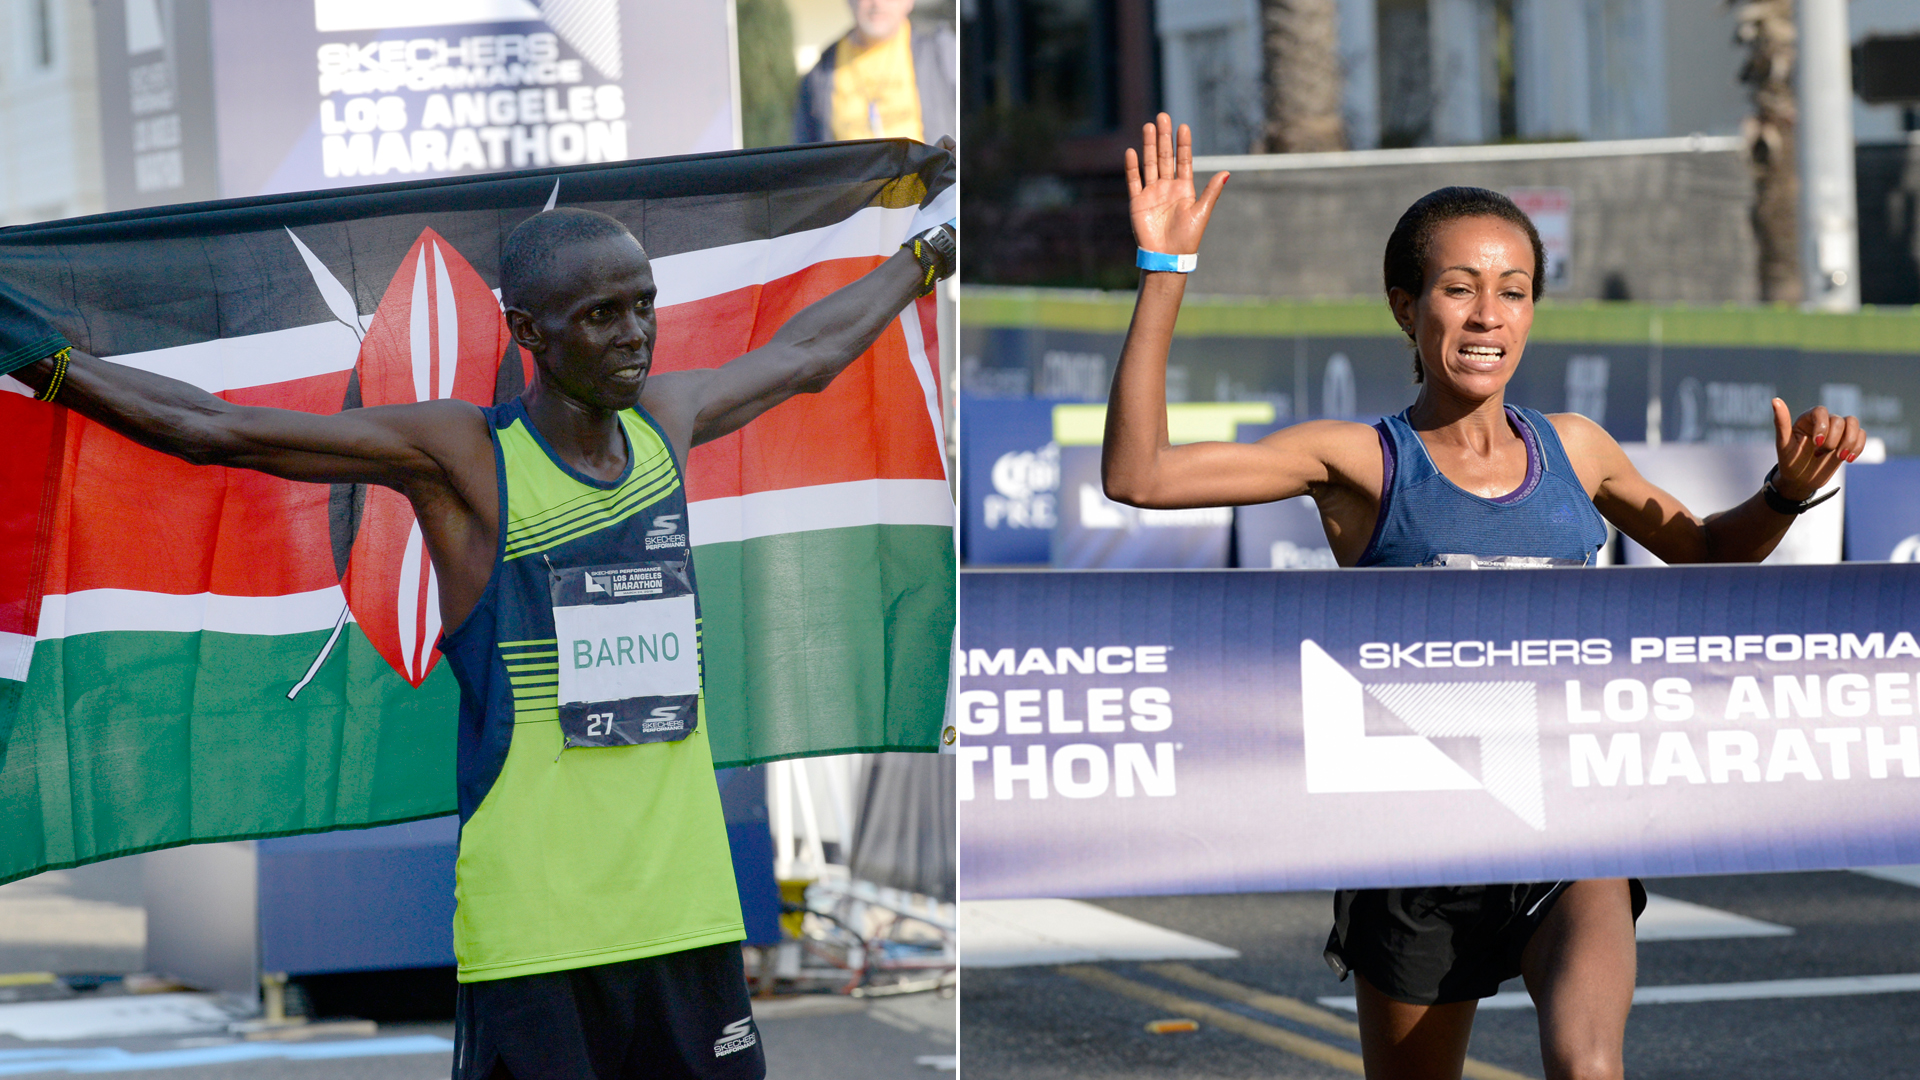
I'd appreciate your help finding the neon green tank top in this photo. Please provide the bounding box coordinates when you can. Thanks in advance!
[440,399,744,982]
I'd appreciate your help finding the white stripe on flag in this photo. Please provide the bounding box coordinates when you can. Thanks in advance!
[650,204,920,308]
[689,478,954,545]
[908,184,957,237]
[898,307,948,482]
[37,587,348,641]
[30,478,951,639]
[0,630,33,681]
[94,203,934,394]
[101,322,363,396]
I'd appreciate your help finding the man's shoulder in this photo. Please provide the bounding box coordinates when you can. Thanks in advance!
[911,20,956,47]
[909,22,956,81]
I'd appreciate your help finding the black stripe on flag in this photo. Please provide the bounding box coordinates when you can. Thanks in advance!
[0,140,951,355]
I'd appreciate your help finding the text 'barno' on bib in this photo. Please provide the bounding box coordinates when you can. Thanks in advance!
[549,557,701,750]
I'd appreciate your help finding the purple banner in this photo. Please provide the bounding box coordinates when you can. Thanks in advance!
[957,566,1920,900]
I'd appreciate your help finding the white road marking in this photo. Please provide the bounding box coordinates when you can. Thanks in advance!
[1854,866,1920,888]
[1319,972,1920,1012]
[959,899,1238,968]
[1635,892,1793,941]
[0,994,245,1040]
[0,1035,452,1075]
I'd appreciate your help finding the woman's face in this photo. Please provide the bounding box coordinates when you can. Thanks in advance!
[1389,216,1536,402]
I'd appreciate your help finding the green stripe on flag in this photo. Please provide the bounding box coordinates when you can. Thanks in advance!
[695,523,955,768]
[0,628,456,885]
[0,522,956,884]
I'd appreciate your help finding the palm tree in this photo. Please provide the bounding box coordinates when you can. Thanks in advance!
[1733,0,1802,303]
[1261,0,1348,152]
[737,0,798,149]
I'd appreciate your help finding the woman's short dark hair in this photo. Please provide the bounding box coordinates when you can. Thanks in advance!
[1382,187,1546,381]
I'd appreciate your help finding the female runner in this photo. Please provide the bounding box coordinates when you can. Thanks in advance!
[1101,114,1865,1080]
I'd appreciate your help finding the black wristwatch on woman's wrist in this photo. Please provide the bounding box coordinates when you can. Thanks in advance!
[1762,465,1838,516]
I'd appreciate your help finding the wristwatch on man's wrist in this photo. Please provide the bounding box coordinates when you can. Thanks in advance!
[903,221,957,297]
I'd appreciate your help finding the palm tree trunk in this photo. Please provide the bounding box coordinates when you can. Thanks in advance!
[1262,0,1348,153]
[1734,0,1802,303]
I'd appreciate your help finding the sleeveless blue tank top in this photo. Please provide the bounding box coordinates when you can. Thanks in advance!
[1357,405,1606,567]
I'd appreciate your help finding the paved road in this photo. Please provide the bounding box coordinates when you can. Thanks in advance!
[0,857,955,1079]
[961,871,1920,1079]
[0,998,955,1080]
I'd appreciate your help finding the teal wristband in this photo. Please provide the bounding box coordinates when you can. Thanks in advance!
[1136,248,1197,273]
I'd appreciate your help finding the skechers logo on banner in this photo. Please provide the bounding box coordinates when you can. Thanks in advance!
[958,646,1176,802]
[713,1017,757,1057]
[1357,638,1613,669]
[645,514,685,550]
[1303,640,1548,831]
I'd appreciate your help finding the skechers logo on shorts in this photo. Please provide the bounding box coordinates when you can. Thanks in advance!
[645,514,686,550]
[1301,640,1546,831]
[714,1016,757,1057]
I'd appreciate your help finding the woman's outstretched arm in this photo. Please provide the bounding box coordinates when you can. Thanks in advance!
[1101,114,1377,512]
[1555,401,1865,564]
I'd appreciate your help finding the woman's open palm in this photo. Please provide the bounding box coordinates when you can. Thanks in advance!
[1125,113,1229,256]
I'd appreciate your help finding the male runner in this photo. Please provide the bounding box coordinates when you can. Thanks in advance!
[0,204,955,1078]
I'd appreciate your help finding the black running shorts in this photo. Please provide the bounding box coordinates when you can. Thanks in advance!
[452,942,766,1080]
[1323,879,1648,1006]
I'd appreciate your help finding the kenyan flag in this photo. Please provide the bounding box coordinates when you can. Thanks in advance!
[0,141,955,884]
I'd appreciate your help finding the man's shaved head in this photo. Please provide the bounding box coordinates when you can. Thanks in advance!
[500,208,643,312]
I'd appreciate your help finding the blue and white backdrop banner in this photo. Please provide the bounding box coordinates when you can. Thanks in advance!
[958,566,1920,900]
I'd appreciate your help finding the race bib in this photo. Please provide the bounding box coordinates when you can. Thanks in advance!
[549,558,701,749]
[1420,554,1591,569]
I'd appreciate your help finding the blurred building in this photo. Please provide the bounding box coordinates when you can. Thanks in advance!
[0,0,104,225]
[1154,0,1917,156]
[962,0,1919,302]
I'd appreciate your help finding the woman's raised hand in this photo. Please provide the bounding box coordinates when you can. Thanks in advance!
[1125,113,1229,257]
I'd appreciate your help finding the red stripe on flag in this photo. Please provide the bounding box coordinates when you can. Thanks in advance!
[43,371,349,598]
[655,256,945,500]
[36,250,943,603]
[0,394,64,638]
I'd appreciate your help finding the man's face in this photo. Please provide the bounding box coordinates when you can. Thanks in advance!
[509,235,658,411]
[850,0,913,43]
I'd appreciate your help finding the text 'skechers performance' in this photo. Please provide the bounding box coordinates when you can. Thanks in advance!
[958,567,1920,900]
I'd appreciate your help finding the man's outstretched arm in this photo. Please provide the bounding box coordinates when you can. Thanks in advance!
[9,347,481,492]
[644,219,953,452]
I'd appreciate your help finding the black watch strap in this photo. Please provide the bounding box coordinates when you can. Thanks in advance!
[903,222,956,298]
[1763,464,1839,515]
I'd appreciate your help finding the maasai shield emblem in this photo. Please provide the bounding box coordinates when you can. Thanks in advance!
[341,229,509,685]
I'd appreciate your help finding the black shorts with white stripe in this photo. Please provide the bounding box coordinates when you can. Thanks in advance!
[1324,879,1649,1006]
[453,941,765,1080]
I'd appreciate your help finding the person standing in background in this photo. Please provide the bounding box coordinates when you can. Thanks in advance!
[794,0,956,145]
